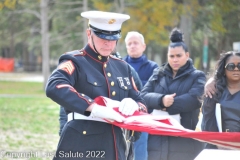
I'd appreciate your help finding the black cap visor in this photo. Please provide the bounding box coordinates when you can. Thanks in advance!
[90,25,121,40]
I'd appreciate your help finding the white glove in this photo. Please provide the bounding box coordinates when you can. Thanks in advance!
[119,98,139,116]
[90,104,125,122]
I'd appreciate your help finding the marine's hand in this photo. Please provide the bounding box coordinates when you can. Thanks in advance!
[119,98,139,116]
[90,103,125,122]
[162,93,176,107]
[204,78,216,98]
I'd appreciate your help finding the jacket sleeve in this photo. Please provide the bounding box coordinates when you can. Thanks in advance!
[201,97,219,132]
[45,55,93,115]
[201,97,218,149]
[166,71,206,115]
[140,74,165,110]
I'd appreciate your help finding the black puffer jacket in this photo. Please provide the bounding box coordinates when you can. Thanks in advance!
[141,59,206,160]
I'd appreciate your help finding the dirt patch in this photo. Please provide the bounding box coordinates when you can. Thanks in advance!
[0,129,59,159]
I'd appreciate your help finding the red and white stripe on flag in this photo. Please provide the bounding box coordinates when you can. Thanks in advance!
[94,96,240,150]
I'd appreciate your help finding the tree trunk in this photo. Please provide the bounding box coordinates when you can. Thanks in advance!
[10,15,15,58]
[41,0,50,89]
[179,0,192,53]
[83,0,88,45]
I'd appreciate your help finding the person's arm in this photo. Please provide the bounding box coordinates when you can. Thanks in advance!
[166,72,206,115]
[201,97,218,149]
[141,73,165,110]
[204,77,216,98]
[201,97,218,132]
[46,58,94,115]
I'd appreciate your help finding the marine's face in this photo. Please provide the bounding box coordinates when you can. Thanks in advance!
[87,29,117,57]
[167,46,189,74]
[225,55,240,82]
[125,35,146,58]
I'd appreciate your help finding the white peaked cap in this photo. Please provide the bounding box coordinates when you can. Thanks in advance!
[81,11,130,31]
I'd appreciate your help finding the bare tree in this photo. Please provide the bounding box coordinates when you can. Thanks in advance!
[41,0,50,89]
[179,0,192,53]
[83,0,88,45]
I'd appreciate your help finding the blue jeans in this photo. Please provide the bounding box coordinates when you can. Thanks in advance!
[134,132,148,160]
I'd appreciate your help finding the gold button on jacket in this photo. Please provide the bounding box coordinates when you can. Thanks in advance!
[111,81,114,86]
[112,91,116,96]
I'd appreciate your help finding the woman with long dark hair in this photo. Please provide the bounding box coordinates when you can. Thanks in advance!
[201,51,240,149]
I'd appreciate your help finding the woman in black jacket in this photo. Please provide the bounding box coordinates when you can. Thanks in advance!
[141,28,206,160]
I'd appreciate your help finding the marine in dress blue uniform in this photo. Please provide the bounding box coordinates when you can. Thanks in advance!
[46,11,146,160]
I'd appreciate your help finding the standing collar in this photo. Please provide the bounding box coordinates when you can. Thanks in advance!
[126,54,148,63]
[84,44,109,63]
[127,55,143,63]
[164,59,195,78]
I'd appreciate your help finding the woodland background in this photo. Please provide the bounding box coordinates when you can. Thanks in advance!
[1,0,240,86]
[0,1,240,158]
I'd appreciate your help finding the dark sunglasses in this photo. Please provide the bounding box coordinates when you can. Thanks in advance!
[225,63,240,71]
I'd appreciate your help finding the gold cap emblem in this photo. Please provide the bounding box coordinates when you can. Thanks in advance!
[108,19,116,24]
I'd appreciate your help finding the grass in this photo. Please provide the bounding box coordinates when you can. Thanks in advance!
[0,81,45,95]
[0,81,60,160]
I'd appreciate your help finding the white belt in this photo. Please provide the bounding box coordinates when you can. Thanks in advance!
[68,112,107,123]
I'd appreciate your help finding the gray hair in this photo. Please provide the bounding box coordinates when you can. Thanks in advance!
[125,31,145,45]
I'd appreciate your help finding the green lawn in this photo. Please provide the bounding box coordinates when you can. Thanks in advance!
[0,81,60,160]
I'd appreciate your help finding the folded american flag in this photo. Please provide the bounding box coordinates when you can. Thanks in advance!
[95,96,240,150]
